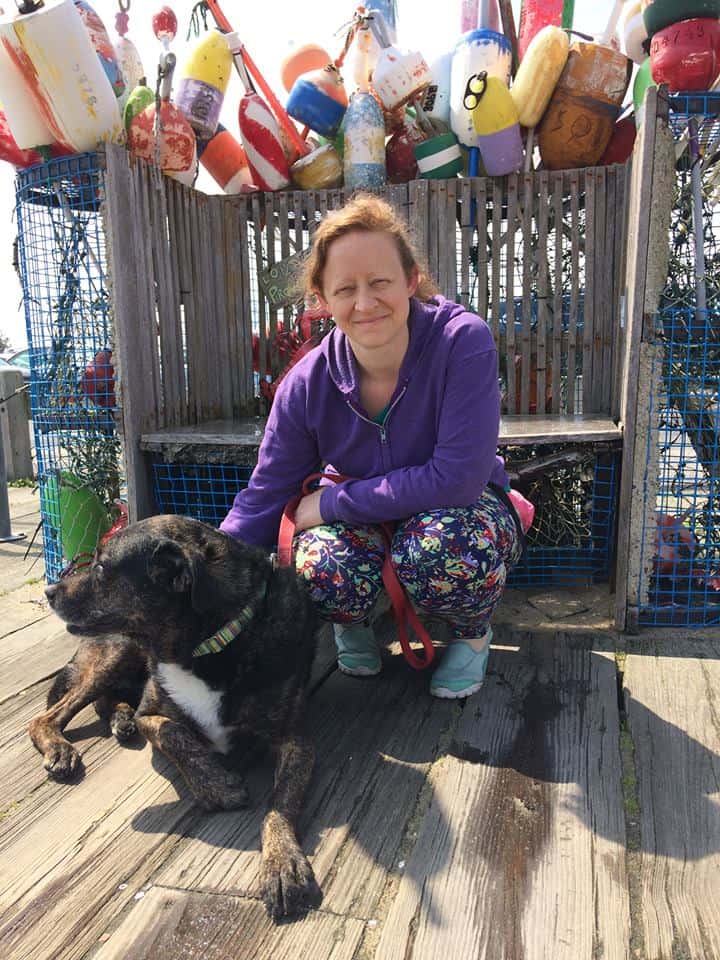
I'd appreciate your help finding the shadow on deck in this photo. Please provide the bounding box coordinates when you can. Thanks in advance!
[2,593,720,959]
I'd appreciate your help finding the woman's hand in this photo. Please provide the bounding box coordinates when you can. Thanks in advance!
[293,489,325,532]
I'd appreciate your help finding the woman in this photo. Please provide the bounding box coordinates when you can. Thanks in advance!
[221,194,523,698]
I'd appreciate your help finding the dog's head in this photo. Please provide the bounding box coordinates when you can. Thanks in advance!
[45,515,270,643]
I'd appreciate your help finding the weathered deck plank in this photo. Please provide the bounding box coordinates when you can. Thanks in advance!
[375,633,629,960]
[92,887,365,960]
[0,624,77,704]
[624,636,720,960]
[5,619,695,960]
[153,651,455,918]
[0,742,199,960]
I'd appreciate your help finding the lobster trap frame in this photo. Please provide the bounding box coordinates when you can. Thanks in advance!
[616,92,720,628]
[15,153,121,582]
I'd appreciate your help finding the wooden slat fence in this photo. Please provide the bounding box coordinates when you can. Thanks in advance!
[103,145,630,439]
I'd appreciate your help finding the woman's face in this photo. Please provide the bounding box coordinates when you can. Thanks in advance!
[318,230,419,356]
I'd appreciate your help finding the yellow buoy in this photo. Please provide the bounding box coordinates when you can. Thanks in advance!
[510,25,569,129]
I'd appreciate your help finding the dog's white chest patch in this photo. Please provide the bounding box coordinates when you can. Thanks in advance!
[156,662,234,754]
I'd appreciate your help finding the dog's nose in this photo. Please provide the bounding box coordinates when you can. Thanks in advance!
[45,583,58,608]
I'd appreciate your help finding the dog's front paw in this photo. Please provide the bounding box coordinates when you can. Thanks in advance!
[260,847,323,921]
[110,706,137,742]
[188,769,249,811]
[43,741,82,780]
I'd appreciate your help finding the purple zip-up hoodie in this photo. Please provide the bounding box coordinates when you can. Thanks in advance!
[220,295,508,548]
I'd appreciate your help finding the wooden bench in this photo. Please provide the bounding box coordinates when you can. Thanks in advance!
[140,413,622,464]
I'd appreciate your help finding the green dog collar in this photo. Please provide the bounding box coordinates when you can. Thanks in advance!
[191,582,268,658]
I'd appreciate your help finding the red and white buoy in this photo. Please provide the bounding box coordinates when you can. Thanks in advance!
[238,90,291,191]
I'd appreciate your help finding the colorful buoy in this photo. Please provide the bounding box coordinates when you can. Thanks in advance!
[450,30,512,150]
[113,28,145,112]
[290,142,343,189]
[386,118,425,183]
[151,5,178,44]
[517,0,576,61]
[123,80,154,134]
[0,35,56,151]
[43,471,111,563]
[471,74,524,176]
[73,0,125,99]
[373,47,433,112]
[344,88,386,191]
[621,0,649,64]
[650,17,720,92]
[414,131,463,179]
[80,349,115,408]
[599,115,637,165]
[238,92,291,191]
[633,57,656,127]
[286,65,348,138]
[198,123,252,193]
[0,0,123,153]
[510,25,569,129]
[128,53,197,185]
[176,30,233,139]
[641,0,720,40]
[366,8,432,112]
[420,51,452,129]
[537,41,631,170]
[280,43,332,93]
[343,27,386,191]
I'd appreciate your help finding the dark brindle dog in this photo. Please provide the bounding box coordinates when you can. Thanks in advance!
[29,514,321,920]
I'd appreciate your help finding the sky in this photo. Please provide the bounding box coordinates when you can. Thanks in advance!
[0,0,617,349]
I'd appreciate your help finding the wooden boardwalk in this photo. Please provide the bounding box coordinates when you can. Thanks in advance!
[1,491,719,959]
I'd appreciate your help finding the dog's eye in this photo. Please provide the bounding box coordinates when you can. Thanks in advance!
[93,563,105,580]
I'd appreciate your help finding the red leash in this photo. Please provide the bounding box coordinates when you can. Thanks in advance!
[278,472,435,670]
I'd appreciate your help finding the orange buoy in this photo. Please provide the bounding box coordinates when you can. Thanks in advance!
[198,123,251,192]
[280,43,332,93]
[537,42,631,170]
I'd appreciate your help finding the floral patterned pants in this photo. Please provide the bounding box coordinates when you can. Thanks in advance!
[294,486,523,638]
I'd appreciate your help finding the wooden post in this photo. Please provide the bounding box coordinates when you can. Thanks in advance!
[614,87,675,632]
[102,145,162,522]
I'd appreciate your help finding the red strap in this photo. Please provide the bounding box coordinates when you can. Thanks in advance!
[378,522,435,670]
[277,472,331,567]
[278,473,435,670]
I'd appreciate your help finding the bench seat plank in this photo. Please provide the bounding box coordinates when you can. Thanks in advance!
[140,415,622,462]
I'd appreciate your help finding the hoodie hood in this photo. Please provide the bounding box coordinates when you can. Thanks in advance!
[323,295,471,404]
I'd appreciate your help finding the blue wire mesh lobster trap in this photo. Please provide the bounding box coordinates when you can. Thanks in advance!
[15,152,121,583]
[635,94,720,625]
[505,445,620,588]
[152,462,252,525]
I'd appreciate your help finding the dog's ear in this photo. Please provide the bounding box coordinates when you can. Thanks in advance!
[147,540,193,594]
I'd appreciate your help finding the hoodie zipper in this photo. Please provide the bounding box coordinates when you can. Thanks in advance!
[346,384,407,444]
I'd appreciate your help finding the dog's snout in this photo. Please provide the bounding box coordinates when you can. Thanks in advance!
[45,583,59,608]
